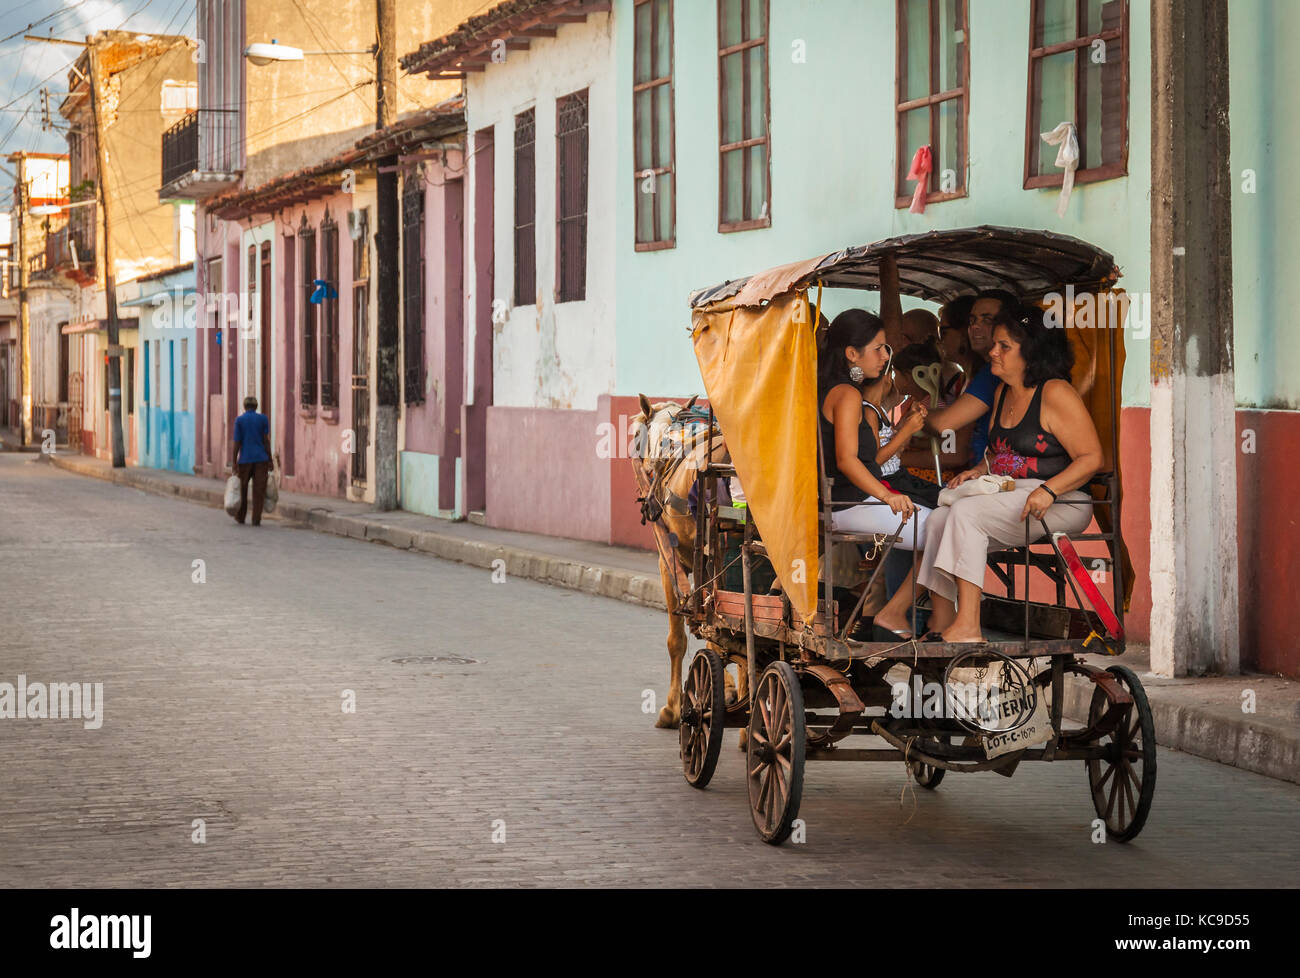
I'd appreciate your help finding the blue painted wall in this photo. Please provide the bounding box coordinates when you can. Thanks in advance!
[400,450,461,518]
[135,267,197,475]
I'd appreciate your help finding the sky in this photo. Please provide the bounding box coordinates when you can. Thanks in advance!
[0,0,197,206]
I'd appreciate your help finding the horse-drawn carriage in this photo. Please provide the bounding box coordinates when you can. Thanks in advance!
[633,226,1154,845]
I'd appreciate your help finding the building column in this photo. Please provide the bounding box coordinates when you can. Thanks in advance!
[1149,0,1239,676]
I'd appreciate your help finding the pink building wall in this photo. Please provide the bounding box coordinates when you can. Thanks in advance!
[275,191,363,500]
[400,154,465,515]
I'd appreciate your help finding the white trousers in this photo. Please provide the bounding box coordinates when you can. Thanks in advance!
[917,479,1092,601]
[831,500,932,550]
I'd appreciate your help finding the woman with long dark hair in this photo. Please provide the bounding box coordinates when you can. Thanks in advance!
[819,309,932,547]
[908,303,1102,642]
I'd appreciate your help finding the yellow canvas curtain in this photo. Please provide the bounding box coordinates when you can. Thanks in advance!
[692,291,820,623]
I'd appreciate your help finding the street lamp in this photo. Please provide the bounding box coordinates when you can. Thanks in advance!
[28,199,96,217]
[244,39,374,65]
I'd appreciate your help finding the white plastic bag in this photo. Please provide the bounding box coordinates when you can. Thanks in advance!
[263,469,279,514]
[223,475,241,517]
[937,474,1015,507]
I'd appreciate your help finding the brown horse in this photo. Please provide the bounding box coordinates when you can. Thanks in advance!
[631,394,744,730]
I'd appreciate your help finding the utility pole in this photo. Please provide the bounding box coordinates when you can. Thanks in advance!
[1149,0,1238,676]
[373,0,399,509]
[15,173,31,446]
[86,39,126,468]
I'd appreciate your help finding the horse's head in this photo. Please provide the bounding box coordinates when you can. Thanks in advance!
[630,393,698,477]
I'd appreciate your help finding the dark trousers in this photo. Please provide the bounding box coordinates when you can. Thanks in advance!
[236,461,270,525]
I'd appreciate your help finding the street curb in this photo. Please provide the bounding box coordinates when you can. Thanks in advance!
[40,452,1299,786]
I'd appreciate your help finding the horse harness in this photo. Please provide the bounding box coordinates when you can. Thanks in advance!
[638,406,719,526]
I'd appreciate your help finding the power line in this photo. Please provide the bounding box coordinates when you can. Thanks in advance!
[0,1,94,45]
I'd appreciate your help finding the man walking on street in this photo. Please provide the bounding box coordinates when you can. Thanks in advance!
[232,396,273,526]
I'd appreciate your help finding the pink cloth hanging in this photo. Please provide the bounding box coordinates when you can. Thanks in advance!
[906,146,933,214]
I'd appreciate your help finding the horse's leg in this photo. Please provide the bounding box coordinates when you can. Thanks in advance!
[655,552,687,729]
[734,658,749,749]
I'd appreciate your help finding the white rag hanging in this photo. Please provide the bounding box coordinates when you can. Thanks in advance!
[1040,121,1079,218]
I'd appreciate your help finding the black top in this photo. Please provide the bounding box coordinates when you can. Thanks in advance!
[820,386,883,503]
[987,382,1071,481]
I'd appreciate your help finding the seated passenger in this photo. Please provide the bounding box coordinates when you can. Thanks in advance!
[926,289,1019,472]
[819,309,932,546]
[912,305,1102,642]
[900,308,940,346]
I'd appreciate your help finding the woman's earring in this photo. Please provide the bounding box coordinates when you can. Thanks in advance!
[849,364,866,383]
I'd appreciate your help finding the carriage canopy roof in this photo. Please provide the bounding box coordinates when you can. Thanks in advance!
[688,225,1120,310]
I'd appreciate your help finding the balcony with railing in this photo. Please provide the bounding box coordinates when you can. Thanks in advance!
[160,109,242,201]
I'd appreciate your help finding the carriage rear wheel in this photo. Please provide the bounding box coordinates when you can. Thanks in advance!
[746,661,806,844]
[680,649,726,788]
[1086,665,1156,842]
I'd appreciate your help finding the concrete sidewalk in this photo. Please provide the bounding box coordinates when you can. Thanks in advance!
[0,427,42,453]
[39,449,1300,787]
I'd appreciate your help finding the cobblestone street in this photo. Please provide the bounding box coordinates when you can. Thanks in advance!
[2,453,1298,887]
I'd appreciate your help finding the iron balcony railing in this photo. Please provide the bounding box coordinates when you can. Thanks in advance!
[161,109,241,188]
[43,224,95,274]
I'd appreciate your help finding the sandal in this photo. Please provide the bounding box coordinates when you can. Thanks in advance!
[870,623,913,642]
[919,631,946,642]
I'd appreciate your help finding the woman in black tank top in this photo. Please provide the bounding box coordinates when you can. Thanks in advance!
[987,382,1071,480]
[818,310,925,526]
[913,307,1106,643]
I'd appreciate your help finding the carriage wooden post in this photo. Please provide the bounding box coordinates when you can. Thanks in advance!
[674,226,1154,845]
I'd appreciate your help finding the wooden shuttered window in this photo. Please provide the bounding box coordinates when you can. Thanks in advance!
[299,222,317,408]
[633,0,675,249]
[514,108,536,305]
[319,214,340,409]
[351,208,370,484]
[895,0,969,206]
[1025,0,1128,188]
[556,89,589,303]
[717,0,769,231]
[402,175,426,403]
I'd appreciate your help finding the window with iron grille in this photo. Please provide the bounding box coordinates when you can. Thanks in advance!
[514,108,537,305]
[556,89,589,303]
[634,0,675,249]
[320,213,340,409]
[299,221,317,407]
[895,0,969,207]
[402,175,426,404]
[1025,0,1128,188]
[717,0,769,231]
[58,332,69,402]
[351,208,370,484]
[206,257,223,397]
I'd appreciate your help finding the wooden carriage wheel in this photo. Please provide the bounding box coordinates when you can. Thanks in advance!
[746,661,806,844]
[680,649,726,788]
[908,737,947,789]
[907,665,946,788]
[1086,665,1156,842]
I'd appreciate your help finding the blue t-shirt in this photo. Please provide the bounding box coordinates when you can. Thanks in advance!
[233,410,270,464]
[964,364,996,467]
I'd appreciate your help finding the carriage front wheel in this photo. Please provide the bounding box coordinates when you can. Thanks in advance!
[747,661,806,844]
[1086,665,1156,842]
[680,648,726,788]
